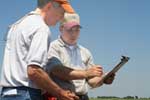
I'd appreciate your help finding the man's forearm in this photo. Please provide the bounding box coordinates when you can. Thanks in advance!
[51,65,87,80]
[27,65,64,97]
[50,64,103,81]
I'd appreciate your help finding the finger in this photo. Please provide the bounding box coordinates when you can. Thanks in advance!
[94,64,103,67]
[74,95,80,100]
[91,66,102,70]
[66,96,74,100]
[96,70,103,74]
[94,66,103,70]
[107,77,114,83]
[68,91,78,99]
[93,68,103,74]
[109,74,115,79]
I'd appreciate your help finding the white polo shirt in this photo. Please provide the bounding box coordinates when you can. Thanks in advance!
[0,11,51,89]
[47,37,94,95]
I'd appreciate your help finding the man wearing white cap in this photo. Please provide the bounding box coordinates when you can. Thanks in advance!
[46,13,115,100]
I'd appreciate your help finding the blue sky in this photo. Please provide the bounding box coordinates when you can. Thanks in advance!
[0,0,150,98]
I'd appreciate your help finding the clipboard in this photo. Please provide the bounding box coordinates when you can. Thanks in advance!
[102,56,130,80]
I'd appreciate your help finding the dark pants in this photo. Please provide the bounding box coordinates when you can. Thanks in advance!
[1,86,43,100]
[77,94,89,100]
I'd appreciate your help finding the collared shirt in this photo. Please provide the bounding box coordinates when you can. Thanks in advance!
[47,37,94,94]
[0,11,51,89]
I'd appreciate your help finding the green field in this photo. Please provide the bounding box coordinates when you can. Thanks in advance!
[90,98,150,100]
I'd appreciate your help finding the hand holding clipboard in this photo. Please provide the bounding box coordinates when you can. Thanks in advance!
[103,56,130,81]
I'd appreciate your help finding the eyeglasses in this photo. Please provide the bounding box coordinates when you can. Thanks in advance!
[64,26,81,33]
[66,29,80,33]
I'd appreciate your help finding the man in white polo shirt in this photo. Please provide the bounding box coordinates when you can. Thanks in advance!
[0,0,80,100]
[46,13,115,100]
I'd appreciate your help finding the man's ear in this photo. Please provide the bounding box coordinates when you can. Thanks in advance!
[44,2,52,11]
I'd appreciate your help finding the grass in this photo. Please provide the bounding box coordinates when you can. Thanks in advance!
[90,98,150,100]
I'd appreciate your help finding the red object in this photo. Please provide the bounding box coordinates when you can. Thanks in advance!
[43,93,57,100]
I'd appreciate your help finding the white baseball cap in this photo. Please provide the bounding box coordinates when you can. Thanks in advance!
[60,13,81,29]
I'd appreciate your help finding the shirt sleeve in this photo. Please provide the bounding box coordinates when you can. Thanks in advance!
[45,42,63,72]
[48,42,61,61]
[26,26,50,68]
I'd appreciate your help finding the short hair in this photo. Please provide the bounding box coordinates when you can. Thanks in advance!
[37,0,61,9]
[37,0,52,8]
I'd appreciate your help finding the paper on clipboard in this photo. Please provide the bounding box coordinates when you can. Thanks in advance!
[102,56,130,80]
